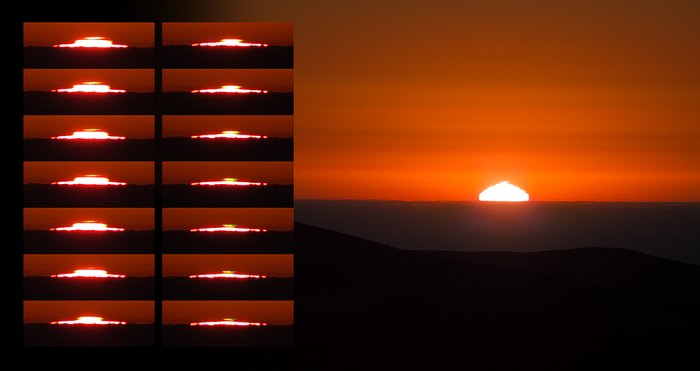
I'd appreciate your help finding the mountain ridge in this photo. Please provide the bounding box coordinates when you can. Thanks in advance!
[294,222,700,370]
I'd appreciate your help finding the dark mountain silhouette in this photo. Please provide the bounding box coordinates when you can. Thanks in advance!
[163,325,292,347]
[162,137,293,161]
[163,230,292,253]
[296,200,700,264]
[294,223,700,370]
[24,324,153,347]
[162,92,292,115]
[24,277,154,300]
[163,277,293,300]
[24,184,154,207]
[24,139,154,161]
[24,92,154,114]
[163,45,293,68]
[162,184,292,207]
[24,47,154,68]
[24,230,154,253]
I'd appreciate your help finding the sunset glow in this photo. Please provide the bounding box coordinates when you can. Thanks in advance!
[191,85,268,94]
[191,130,268,139]
[51,269,126,278]
[191,178,268,186]
[192,38,268,47]
[50,221,125,232]
[50,316,126,325]
[53,37,128,48]
[190,224,267,233]
[52,175,127,186]
[51,129,126,140]
[190,318,268,326]
[52,82,126,93]
[479,181,530,202]
[189,271,267,279]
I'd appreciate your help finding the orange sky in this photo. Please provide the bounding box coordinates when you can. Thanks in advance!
[24,22,154,47]
[24,254,153,277]
[24,69,153,92]
[24,162,153,184]
[24,301,154,324]
[24,116,153,139]
[163,300,293,325]
[163,69,292,92]
[163,254,293,277]
[163,115,293,137]
[24,208,153,230]
[163,161,292,184]
[163,22,292,46]
[205,0,700,201]
[163,208,292,231]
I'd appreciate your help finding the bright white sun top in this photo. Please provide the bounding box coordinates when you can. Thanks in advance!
[478,181,529,202]
[192,38,268,47]
[54,37,128,48]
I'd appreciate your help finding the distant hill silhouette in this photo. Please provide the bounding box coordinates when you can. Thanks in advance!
[24,92,154,114]
[163,230,292,253]
[162,184,293,207]
[162,92,292,115]
[24,184,154,207]
[296,201,700,264]
[162,45,293,68]
[294,223,700,370]
[24,277,154,300]
[163,277,293,300]
[163,325,292,347]
[24,324,153,346]
[24,230,154,253]
[24,47,154,68]
[162,137,292,161]
[24,139,154,161]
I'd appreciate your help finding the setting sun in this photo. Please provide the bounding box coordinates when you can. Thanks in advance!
[479,181,529,202]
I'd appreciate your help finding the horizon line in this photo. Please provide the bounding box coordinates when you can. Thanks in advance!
[294,199,700,203]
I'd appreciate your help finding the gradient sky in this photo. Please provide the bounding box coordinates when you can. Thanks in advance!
[24,254,153,277]
[190,0,700,201]
[24,301,153,324]
[163,161,292,184]
[164,22,292,46]
[163,300,293,325]
[163,254,293,277]
[163,208,292,231]
[24,208,153,230]
[24,116,154,139]
[24,162,153,184]
[24,22,154,47]
[163,115,293,137]
[163,69,292,92]
[24,69,154,92]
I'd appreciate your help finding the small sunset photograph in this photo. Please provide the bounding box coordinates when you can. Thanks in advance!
[24,300,154,346]
[163,300,293,347]
[163,22,292,68]
[24,22,154,68]
[162,161,292,207]
[24,208,154,253]
[163,207,293,253]
[24,116,154,161]
[24,161,154,207]
[24,69,154,115]
[163,69,293,115]
[24,254,154,300]
[163,115,293,161]
[163,254,293,300]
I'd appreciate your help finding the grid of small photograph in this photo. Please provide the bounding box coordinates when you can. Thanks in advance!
[23,22,293,347]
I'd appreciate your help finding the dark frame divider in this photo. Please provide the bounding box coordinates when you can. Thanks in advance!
[154,20,163,347]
